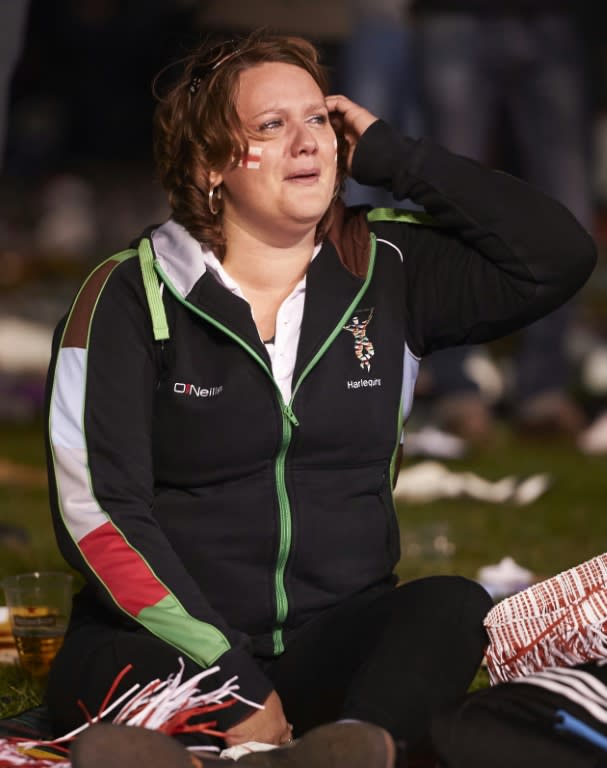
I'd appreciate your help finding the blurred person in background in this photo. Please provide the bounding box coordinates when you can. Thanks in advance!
[0,0,30,254]
[0,0,35,544]
[44,28,595,767]
[339,0,417,208]
[5,0,197,260]
[411,0,595,442]
[0,0,29,172]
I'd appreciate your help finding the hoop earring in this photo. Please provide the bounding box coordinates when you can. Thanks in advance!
[208,185,222,216]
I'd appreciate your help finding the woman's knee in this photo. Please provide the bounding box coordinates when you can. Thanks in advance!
[451,575,493,619]
[396,575,493,622]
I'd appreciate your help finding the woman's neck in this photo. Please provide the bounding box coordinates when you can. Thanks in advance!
[221,222,316,296]
[220,221,318,342]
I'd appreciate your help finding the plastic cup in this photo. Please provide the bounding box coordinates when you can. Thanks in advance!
[2,571,72,679]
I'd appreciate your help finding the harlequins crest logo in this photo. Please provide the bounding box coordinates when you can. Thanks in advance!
[343,308,375,372]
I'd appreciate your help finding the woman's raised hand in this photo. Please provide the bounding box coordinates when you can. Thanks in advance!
[326,95,378,175]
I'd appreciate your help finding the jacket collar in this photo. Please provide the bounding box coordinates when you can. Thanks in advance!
[150,219,267,358]
[148,216,374,383]
[150,219,210,300]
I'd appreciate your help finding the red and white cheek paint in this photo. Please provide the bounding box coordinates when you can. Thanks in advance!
[238,146,263,169]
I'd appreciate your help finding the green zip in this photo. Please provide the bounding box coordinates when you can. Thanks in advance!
[272,405,293,653]
[153,237,377,655]
[269,235,378,653]
[153,259,297,653]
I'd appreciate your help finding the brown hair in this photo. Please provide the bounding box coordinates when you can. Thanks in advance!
[153,29,348,260]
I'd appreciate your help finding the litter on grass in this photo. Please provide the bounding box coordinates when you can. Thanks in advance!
[393,460,551,505]
[477,557,535,600]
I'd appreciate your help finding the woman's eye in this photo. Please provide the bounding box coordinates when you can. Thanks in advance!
[308,114,328,125]
[259,119,283,131]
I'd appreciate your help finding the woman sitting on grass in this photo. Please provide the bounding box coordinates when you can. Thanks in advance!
[44,28,596,768]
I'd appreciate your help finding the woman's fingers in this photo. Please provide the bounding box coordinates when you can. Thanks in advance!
[326,95,377,138]
[326,95,378,173]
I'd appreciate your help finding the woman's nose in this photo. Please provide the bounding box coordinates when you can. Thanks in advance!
[291,124,318,155]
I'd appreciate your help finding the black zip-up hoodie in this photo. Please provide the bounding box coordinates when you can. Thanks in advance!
[45,120,596,722]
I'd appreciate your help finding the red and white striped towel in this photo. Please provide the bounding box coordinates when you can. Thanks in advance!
[484,552,607,684]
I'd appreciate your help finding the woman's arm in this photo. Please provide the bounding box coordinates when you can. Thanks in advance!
[46,254,274,731]
[328,93,596,357]
[351,118,597,357]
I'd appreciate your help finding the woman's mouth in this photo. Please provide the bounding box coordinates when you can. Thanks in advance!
[285,169,320,183]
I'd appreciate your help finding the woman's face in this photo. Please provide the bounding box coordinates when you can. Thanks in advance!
[212,62,338,245]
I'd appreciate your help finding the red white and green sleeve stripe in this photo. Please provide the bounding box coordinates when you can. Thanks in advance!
[47,255,231,668]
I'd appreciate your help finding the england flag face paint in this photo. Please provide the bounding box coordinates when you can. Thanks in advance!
[238,146,263,169]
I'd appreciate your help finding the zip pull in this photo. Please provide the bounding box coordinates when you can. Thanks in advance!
[282,403,299,427]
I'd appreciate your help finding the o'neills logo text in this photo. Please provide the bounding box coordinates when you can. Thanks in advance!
[174,383,223,398]
[347,378,382,389]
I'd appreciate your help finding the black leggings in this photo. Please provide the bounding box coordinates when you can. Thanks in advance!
[46,576,491,750]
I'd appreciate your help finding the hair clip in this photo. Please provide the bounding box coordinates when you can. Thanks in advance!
[189,76,202,94]
[211,48,241,71]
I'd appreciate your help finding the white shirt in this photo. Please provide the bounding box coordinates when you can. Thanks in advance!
[201,246,321,403]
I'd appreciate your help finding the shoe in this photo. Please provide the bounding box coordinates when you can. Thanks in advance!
[70,723,194,768]
[433,393,494,444]
[70,721,397,768]
[515,392,586,438]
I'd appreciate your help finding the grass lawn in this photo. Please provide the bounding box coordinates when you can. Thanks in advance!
[394,423,607,584]
[0,418,604,718]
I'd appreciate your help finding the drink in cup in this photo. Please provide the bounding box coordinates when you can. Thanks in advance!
[2,572,72,679]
